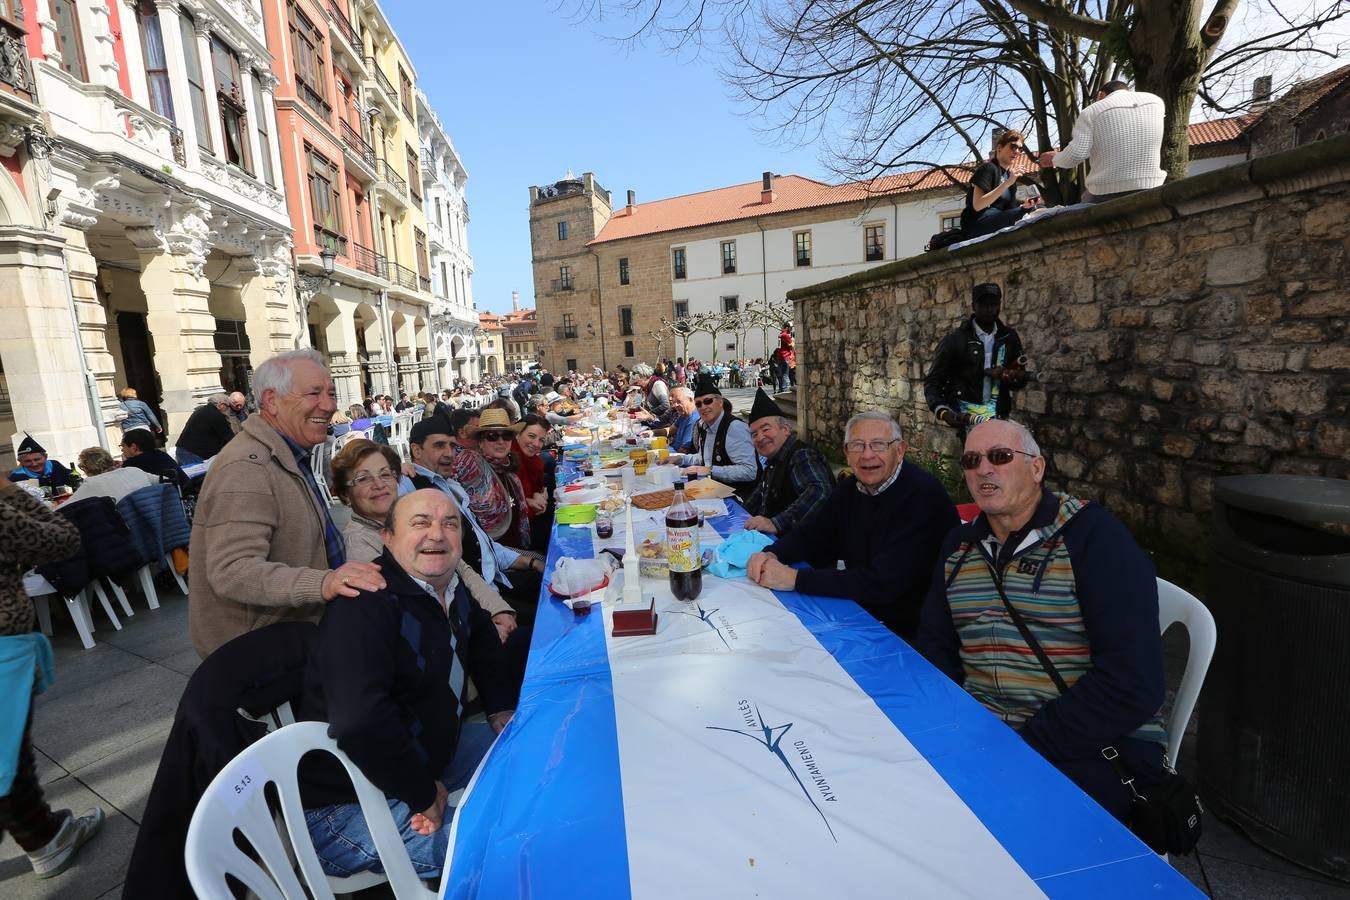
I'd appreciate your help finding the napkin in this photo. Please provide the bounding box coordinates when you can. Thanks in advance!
[705,529,773,579]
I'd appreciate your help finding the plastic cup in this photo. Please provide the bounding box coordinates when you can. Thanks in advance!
[650,436,668,450]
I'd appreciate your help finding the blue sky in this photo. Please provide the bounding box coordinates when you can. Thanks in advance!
[386,1,1349,316]
[385,1,827,315]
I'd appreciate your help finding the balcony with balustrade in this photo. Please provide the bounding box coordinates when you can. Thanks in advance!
[340,118,376,180]
[348,241,387,280]
[375,158,408,209]
[326,1,363,71]
[0,16,36,106]
[364,57,398,116]
[386,261,421,297]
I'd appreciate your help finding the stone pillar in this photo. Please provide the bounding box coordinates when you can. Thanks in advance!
[83,0,122,89]
[258,71,285,187]
[325,304,362,409]
[129,205,224,436]
[119,0,149,108]
[237,55,266,179]
[192,14,226,160]
[0,226,101,462]
[61,225,122,433]
[239,261,294,367]
[154,0,202,165]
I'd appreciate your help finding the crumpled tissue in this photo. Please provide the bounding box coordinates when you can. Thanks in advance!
[706,529,773,579]
[550,555,617,605]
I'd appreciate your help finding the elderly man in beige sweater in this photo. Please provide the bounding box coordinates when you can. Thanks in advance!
[1039,80,1166,203]
[188,348,386,658]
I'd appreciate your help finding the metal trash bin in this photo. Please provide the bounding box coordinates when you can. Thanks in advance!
[1201,474,1350,882]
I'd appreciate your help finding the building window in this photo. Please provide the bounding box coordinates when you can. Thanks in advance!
[560,313,577,339]
[726,342,737,352]
[624,340,635,358]
[940,213,961,232]
[136,1,174,121]
[414,227,429,285]
[566,358,577,371]
[252,74,274,185]
[674,300,689,319]
[179,13,212,150]
[210,36,251,172]
[721,240,736,274]
[619,306,634,336]
[398,65,413,118]
[407,144,422,205]
[672,247,686,279]
[721,295,739,313]
[794,230,812,267]
[288,4,330,119]
[864,223,885,261]
[439,261,449,298]
[557,220,568,240]
[558,265,572,291]
[618,257,630,285]
[305,145,344,250]
[48,0,87,79]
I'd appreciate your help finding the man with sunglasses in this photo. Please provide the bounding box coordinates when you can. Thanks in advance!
[746,411,958,640]
[915,419,1167,823]
[925,282,1028,434]
[665,373,760,501]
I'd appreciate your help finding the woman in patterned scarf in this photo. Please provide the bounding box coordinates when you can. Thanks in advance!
[451,408,529,549]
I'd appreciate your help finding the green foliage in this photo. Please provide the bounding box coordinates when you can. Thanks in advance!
[1101,14,1136,80]
[906,449,972,504]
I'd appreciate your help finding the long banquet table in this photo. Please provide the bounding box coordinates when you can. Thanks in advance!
[439,473,1201,899]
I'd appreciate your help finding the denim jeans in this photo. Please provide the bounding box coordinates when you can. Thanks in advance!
[304,722,497,879]
[174,447,204,467]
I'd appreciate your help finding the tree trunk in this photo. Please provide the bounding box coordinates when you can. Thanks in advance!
[1128,0,1207,180]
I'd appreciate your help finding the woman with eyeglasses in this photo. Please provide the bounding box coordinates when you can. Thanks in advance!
[961,129,1042,239]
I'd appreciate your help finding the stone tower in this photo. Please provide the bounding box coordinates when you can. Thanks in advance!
[528,172,613,372]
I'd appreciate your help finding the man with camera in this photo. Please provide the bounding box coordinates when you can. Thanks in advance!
[924,282,1029,437]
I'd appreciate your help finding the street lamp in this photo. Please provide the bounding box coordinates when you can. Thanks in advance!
[298,247,337,295]
[320,246,336,275]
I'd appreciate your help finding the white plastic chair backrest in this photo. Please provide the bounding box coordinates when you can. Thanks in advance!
[391,414,413,442]
[185,721,434,900]
[1155,578,1217,770]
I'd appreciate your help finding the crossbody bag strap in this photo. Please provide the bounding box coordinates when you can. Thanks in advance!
[986,561,1139,791]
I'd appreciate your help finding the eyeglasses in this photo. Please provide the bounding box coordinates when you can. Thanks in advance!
[843,439,901,454]
[694,397,720,408]
[478,430,514,442]
[959,447,1038,470]
[348,471,398,489]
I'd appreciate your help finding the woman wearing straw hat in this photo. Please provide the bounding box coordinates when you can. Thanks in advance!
[454,407,531,550]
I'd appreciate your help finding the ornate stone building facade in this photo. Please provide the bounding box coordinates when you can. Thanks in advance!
[416,86,478,384]
[2,0,294,465]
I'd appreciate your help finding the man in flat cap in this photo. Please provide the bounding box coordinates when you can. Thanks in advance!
[742,390,834,537]
[9,434,75,492]
[664,372,759,501]
[924,282,1028,436]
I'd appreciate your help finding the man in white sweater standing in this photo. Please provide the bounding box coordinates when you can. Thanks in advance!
[1039,81,1166,203]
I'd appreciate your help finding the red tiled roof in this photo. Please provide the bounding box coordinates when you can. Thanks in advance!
[1187,114,1255,146]
[1280,62,1350,120]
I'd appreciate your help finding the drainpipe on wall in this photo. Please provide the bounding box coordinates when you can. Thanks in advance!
[379,287,396,395]
[591,249,607,372]
[890,199,900,259]
[58,248,112,453]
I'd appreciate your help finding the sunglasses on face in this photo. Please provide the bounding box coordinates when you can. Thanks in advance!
[960,447,1038,470]
[695,397,720,408]
[478,431,514,442]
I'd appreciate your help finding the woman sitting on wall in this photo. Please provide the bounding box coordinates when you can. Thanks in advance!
[961,129,1043,239]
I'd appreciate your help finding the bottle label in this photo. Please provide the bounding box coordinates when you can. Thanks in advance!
[666,524,701,573]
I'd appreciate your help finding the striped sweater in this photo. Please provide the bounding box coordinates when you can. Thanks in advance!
[917,491,1167,761]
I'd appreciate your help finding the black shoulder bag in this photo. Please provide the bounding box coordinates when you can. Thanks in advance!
[990,571,1203,855]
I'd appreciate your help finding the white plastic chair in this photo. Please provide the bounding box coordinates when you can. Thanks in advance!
[389,414,414,463]
[185,721,436,900]
[1156,578,1217,769]
[309,441,336,502]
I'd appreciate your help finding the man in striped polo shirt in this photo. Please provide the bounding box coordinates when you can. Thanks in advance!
[916,419,1167,822]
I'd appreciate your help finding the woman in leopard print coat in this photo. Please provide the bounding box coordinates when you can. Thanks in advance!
[0,482,79,636]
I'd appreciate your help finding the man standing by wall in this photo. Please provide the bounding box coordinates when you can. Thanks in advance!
[188,349,385,658]
[925,283,1028,434]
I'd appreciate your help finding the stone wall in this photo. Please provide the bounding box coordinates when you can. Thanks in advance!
[789,133,1350,590]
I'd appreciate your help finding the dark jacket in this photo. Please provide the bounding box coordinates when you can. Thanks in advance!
[116,483,191,564]
[35,496,147,594]
[765,465,959,640]
[924,316,1027,421]
[125,622,315,900]
[122,449,190,493]
[300,549,512,813]
[175,403,235,460]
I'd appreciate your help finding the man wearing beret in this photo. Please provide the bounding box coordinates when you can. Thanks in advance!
[742,390,834,538]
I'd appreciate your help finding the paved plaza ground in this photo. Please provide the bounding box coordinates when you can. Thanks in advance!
[2,390,1346,899]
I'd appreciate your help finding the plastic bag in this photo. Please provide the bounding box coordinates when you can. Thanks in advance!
[551,555,616,597]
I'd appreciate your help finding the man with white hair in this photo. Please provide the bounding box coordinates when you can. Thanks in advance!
[173,393,235,465]
[747,410,958,639]
[915,419,1167,823]
[189,349,386,658]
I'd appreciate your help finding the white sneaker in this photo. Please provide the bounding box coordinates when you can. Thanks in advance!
[27,807,105,879]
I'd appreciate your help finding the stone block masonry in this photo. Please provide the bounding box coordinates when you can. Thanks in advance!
[789,133,1350,590]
